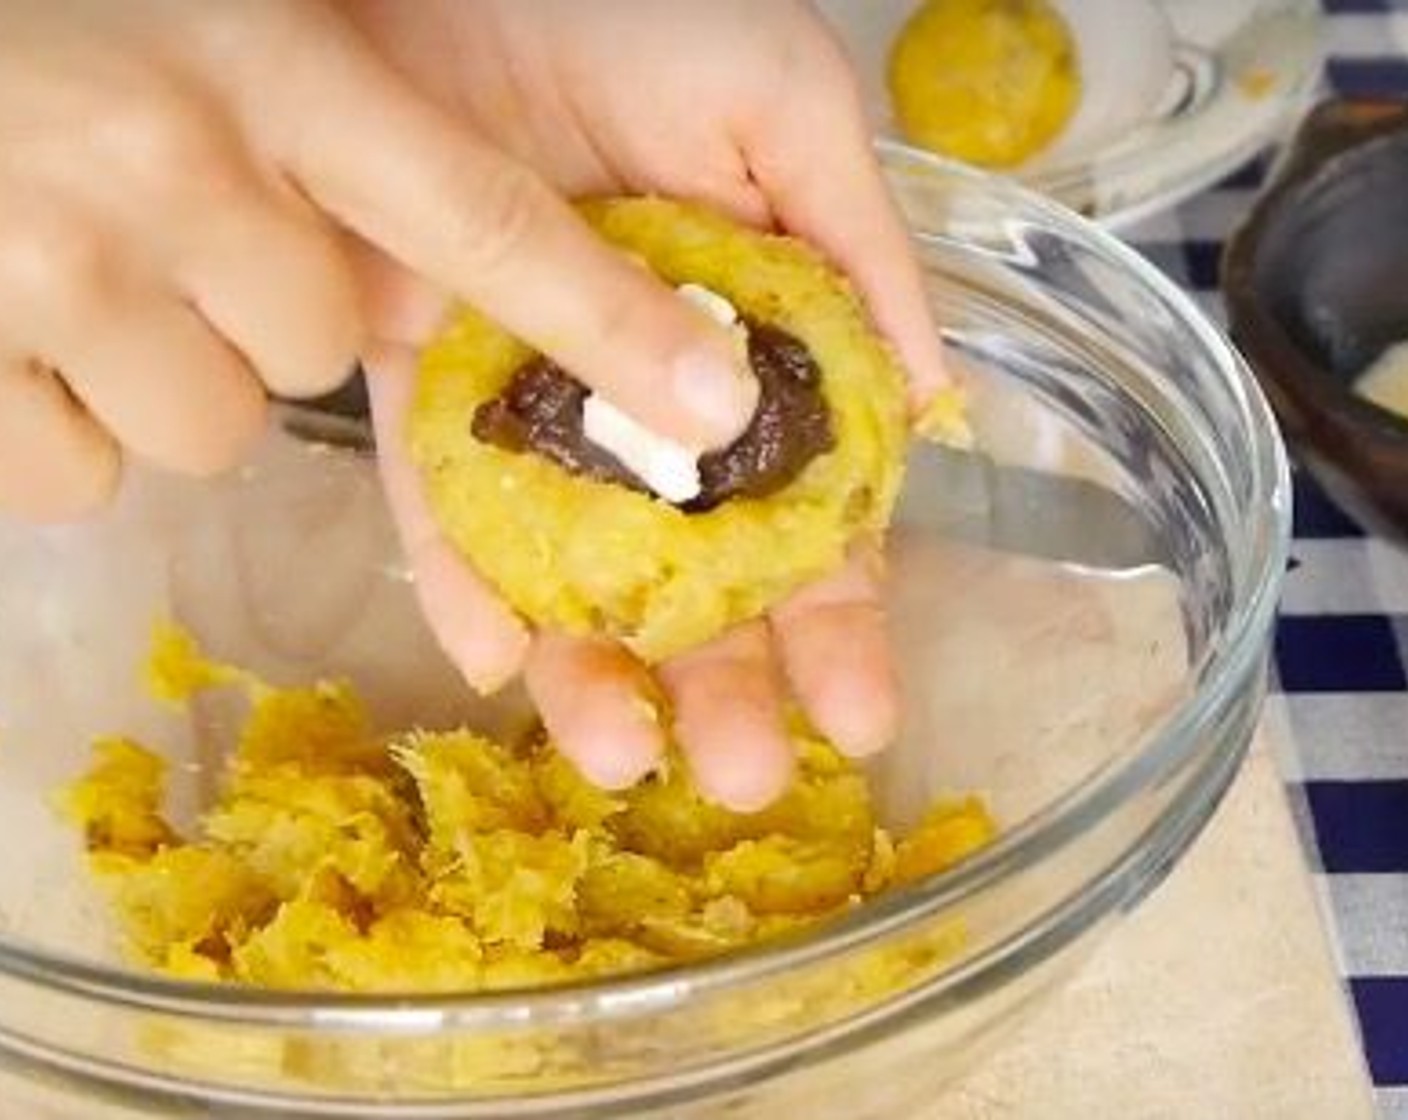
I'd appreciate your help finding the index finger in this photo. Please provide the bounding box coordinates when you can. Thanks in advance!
[258,25,756,450]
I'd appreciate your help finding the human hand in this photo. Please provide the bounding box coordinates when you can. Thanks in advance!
[0,0,754,522]
[0,0,944,809]
[352,0,949,808]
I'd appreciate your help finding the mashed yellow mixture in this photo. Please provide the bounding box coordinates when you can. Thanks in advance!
[888,0,1081,168]
[410,198,922,664]
[57,625,995,994]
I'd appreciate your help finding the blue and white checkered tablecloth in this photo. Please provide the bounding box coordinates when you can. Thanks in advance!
[1123,1,1408,1113]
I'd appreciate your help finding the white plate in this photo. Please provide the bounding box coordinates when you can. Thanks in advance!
[817,0,1324,228]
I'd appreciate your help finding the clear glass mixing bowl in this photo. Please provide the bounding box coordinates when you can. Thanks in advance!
[0,145,1288,1119]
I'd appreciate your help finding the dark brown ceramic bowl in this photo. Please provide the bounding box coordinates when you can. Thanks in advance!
[1224,96,1408,535]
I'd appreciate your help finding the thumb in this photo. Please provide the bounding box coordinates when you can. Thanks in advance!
[267,31,756,449]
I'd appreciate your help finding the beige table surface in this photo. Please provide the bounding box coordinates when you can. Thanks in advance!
[925,731,1374,1119]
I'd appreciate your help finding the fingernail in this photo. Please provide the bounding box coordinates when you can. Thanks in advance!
[565,694,665,790]
[456,653,519,697]
[670,349,758,446]
[438,625,529,697]
[575,736,662,790]
[824,694,900,760]
[577,748,656,791]
[699,757,794,813]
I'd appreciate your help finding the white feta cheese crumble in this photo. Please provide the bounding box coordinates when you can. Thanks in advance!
[581,284,746,504]
[676,283,740,327]
[582,396,703,504]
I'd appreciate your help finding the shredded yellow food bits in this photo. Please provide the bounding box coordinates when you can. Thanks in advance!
[56,625,997,993]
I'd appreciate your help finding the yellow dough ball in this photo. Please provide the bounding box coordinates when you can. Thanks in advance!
[888,0,1081,169]
[408,198,910,663]
[57,625,1000,995]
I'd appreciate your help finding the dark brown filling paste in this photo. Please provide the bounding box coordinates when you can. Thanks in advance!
[471,322,834,512]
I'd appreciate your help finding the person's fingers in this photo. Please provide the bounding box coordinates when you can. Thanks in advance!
[171,192,364,400]
[0,357,119,522]
[770,548,900,758]
[680,175,773,232]
[742,42,948,408]
[264,27,756,449]
[525,633,664,789]
[0,189,264,477]
[364,339,530,692]
[344,238,448,349]
[46,77,366,403]
[659,621,793,811]
[10,289,267,478]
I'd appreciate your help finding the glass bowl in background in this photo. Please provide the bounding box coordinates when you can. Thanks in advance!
[0,146,1288,1118]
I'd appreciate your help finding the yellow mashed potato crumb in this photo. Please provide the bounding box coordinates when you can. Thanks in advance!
[888,0,1081,169]
[56,627,996,993]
